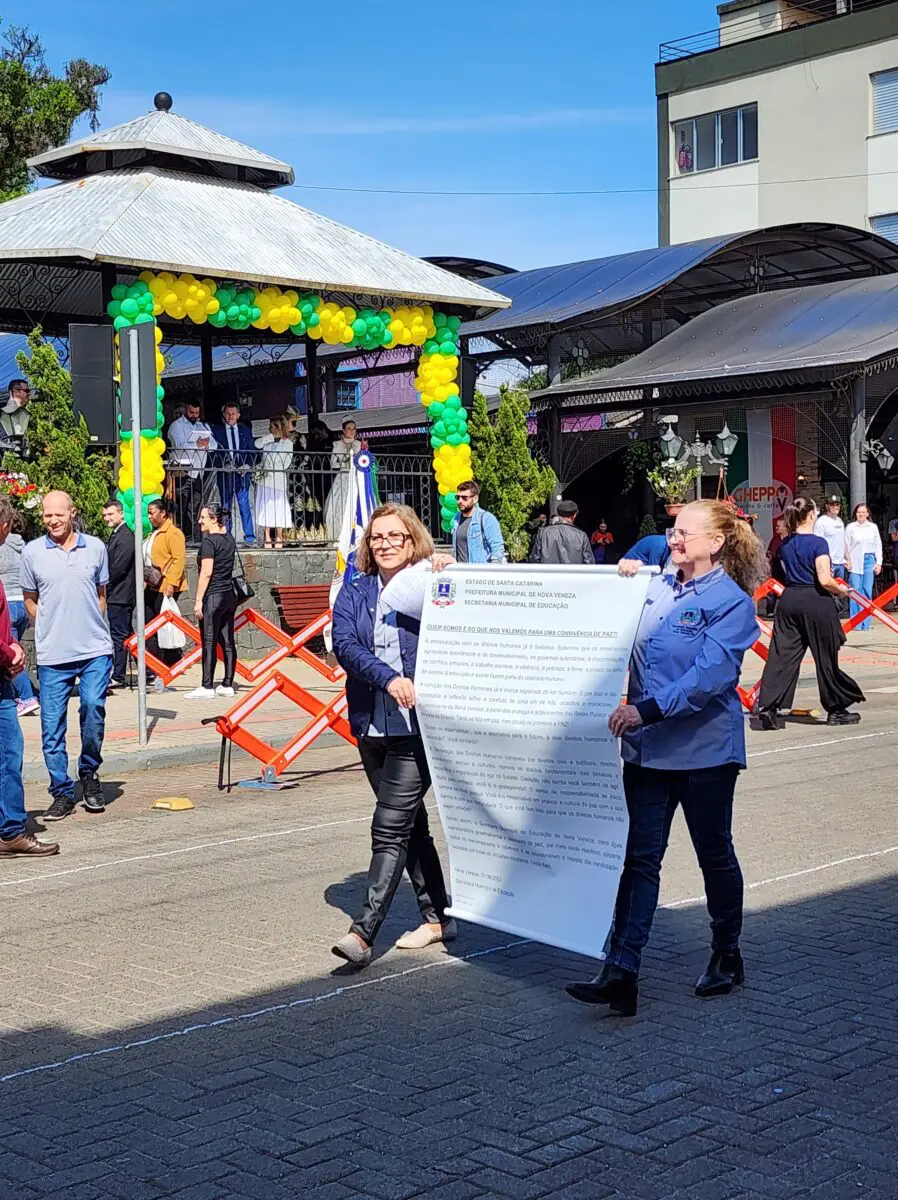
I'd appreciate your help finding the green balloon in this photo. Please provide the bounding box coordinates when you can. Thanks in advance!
[441,516,453,532]
[307,311,320,328]
[382,330,392,345]
[430,435,444,449]
[444,394,461,410]
[447,433,462,446]
[424,339,440,355]
[135,312,154,324]
[106,301,122,318]
[156,385,165,401]
[113,315,130,331]
[111,283,128,301]
[251,305,262,321]
[447,315,462,332]
[121,298,139,317]
[123,487,135,505]
[141,294,155,312]
[460,433,471,444]
[429,401,445,418]
[433,420,447,437]
[352,318,367,337]
[434,312,447,328]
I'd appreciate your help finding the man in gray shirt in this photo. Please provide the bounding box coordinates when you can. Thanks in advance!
[21,491,113,821]
[529,500,593,565]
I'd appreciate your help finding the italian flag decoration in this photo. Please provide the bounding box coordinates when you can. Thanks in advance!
[729,407,797,550]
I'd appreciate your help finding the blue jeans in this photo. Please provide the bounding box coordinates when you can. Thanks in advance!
[219,473,255,543]
[0,679,26,839]
[849,553,876,630]
[607,762,743,975]
[6,601,35,703]
[37,656,113,800]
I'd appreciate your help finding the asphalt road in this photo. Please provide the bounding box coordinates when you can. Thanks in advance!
[1,685,897,1199]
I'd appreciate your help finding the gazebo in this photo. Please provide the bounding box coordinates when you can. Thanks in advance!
[0,92,508,533]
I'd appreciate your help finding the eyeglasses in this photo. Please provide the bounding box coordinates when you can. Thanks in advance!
[456,493,474,500]
[369,532,411,549]
[665,528,704,545]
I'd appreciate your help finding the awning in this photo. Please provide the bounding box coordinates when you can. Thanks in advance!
[529,273,898,405]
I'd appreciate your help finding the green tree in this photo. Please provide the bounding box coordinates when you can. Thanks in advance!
[0,21,109,201]
[469,387,556,561]
[4,328,113,534]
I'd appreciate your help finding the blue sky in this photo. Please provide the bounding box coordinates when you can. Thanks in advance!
[25,0,715,270]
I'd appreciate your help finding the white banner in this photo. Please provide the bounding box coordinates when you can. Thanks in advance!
[416,564,654,959]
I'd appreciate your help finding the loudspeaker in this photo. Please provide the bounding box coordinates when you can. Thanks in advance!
[70,323,116,443]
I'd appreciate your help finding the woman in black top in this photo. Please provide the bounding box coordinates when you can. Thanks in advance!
[187,504,237,700]
[757,497,864,730]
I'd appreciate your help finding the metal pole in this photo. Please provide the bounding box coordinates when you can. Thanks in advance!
[126,328,148,748]
[849,376,867,514]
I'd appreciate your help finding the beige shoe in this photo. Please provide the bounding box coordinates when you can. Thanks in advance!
[394,919,457,950]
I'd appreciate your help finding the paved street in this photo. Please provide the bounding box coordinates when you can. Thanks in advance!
[2,658,897,1198]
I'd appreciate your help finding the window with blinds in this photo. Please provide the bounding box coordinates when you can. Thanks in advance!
[872,68,898,135]
[871,212,898,243]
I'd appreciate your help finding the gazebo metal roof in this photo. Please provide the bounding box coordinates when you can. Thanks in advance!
[0,95,508,341]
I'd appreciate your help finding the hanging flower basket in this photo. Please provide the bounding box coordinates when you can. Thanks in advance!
[647,461,702,506]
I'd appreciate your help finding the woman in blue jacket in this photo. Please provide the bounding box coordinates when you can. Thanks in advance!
[331,503,453,968]
[567,500,767,1016]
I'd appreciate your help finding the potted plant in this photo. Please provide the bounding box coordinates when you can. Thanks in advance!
[646,461,702,516]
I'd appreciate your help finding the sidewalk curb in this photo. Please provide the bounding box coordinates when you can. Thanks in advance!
[22,729,343,784]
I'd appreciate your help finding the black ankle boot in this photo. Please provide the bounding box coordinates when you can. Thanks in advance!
[826,709,861,727]
[565,964,638,1016]
[757,708,782,731]
[695,949,744,998]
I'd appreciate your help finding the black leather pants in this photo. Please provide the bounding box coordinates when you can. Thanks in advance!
[200,590,237,689]
[351,735,449,945]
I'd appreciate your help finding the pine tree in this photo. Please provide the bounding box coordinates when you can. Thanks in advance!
[4,328,113,534]
[468,386,555,561]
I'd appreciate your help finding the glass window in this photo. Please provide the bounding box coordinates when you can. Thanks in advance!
[741,104,758,160]
[674,121,694,173]
[872,68,898,136]
[720,109,739,166]
[694,115,717,171]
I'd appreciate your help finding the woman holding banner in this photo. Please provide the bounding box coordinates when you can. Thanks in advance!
[330,504,454,968]
[567,500,765,1017]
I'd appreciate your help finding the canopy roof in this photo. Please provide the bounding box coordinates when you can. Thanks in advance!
[28,102,295,189]
[461,224,898,354]
[529,273,898,406]
[0,95,507,340]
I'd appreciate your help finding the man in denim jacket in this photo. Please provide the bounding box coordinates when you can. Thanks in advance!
[451,481,505,564]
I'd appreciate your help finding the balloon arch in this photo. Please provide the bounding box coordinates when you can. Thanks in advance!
[108,272,471,533]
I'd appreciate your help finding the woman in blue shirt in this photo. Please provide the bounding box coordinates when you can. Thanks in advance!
[331,504,453,968]
[757,497,864,730]
[566,500,766,1017]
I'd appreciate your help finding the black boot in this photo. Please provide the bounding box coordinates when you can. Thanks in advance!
[695,949,744,998]
[565,964,638,1016]
[826,709,861,727]
[757,708,782,731]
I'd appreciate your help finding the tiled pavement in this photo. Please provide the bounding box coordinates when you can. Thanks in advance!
[1,697,897,1197]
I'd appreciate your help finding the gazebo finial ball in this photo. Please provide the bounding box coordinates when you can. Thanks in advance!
[153,92,173,112]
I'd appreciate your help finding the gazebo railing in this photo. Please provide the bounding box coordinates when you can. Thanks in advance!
[155,449,437,546]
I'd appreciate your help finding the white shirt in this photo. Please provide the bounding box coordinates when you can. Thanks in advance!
[168,416,217,478]
[844,520,883,571]
[813,513,845,565]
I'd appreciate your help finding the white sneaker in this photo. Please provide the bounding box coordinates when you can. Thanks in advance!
[215,685,236,698]
[185,686,217,700]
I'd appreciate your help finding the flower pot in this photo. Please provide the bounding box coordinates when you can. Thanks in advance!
[664,503,685,517]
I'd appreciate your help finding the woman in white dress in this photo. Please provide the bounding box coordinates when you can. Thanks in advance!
[324,418,362,541]
[254,415,294,548]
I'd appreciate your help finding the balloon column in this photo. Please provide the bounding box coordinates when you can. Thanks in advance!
[105,275,166,533]
[106,270,471,534]
[413,314,468,531]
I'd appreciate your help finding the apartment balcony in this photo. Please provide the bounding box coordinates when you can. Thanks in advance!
[658,0,892,63]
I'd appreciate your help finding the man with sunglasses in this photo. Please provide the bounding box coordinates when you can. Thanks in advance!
[451,481,505,564]
[0,379,31,461]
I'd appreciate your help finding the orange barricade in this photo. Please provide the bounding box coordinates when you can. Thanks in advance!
[123,609,203,686]
[214,618,355,783]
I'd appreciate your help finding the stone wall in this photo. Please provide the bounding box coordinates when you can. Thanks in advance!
[185,547,334,659]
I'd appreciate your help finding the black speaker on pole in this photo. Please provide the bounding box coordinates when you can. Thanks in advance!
[69,323,116,443]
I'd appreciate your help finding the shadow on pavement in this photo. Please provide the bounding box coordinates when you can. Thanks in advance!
[0,873,896,1198]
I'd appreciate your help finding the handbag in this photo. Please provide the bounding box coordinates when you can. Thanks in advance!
[231,547,254,605]
[143,530,164,588]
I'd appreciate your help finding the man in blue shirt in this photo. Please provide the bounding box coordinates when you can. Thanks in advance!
[618,533,670,574]
[451,481,505,564]
[21,491,113,821]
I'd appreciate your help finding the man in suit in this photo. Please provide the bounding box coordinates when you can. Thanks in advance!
[211,401,255,545]
[102,499,136,690]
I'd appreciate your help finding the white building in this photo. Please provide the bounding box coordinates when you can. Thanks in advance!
[657,0,898,244]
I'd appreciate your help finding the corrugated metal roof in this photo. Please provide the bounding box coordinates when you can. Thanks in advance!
[530,274,898,402]
[28,108,295,187]
[0,166,508,312]
[462,236,735,336]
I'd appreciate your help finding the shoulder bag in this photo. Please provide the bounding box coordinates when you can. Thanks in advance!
[231,545,254,605]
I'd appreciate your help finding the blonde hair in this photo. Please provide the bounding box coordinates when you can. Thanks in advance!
[355,504,435,575]
[270,414,291,439]
[684,499,768,596]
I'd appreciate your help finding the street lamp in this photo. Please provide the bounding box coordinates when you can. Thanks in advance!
[863,438,895,472]
[659,416,738,468]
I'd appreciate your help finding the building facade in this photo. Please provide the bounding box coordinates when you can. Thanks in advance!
[657,0,898,244]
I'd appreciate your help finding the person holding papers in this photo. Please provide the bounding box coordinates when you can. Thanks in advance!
[330,504,453,969]
[566,500,766,1017]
